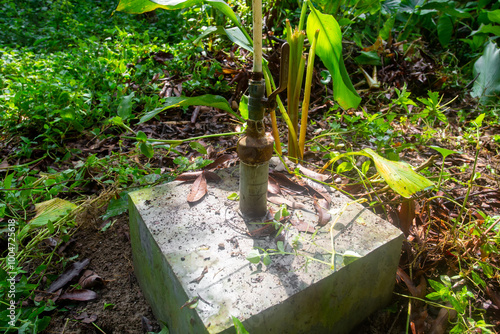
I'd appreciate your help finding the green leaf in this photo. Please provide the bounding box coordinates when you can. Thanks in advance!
[362,148,434,198]
[425,291,443,300]
[429,145,462,159]
[238,95,249,120]
[473,113,485,128]
[139,95,240,124]
[189,141,207,155]
[354,51,382,66]
[224,27,253,52]
[246,249,261,264]
[475,24,500,36]
[437,14,453,47]
[342,250,362,265]
[379,16,396,40]
[262,252,271,266]
[471,42,500,104]
[117,92,135,120]
[116,0,201,14]
[428,279,445,292]
[361,160,371,175]
[306,3,361,110]
[137,131,148,141]
[30,198,77,228]
[488,9,500,24]
[102,192,129,220]
[140,142,155,158]
[277,241,285,253]
[232,316,249,334]
[227,192,239,201]
[3,172,14,189]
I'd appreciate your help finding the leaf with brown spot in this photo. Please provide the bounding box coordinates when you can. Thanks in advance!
[78,270,104,289]
[59,289,98,301]
[313,197,331,226]
[187,173,207,203]
[47,259,90,293]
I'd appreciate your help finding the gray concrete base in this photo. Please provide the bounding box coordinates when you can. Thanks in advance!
[128,167,403,334]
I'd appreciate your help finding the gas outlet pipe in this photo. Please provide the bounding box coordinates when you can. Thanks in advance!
[237,0,288,219]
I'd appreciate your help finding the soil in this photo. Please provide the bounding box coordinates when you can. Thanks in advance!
[42,205,161,334]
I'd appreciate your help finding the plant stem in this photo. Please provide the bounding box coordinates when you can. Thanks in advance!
[298,29,319,159]
[252,0,262,73]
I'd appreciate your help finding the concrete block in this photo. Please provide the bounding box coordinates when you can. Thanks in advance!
[128,168,403,334]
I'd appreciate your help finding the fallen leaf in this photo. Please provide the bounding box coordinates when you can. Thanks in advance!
[291,217,315,233]
[269,172,307,193]
[75,312,98,324]
[314,197,331,226]
[268,176,281,195]
[303,178,331,202]
[267,195,306,209]
[78,270,104,289]
[203,154,233,170]
[187,173,207,203]
[47,259,90,293]
[176,171,221,183]
[298,165,330,182]
[59,289,98,301]
[429,304,457,334]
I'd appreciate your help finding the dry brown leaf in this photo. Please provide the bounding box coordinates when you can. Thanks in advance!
[59,289,98,301]
[75,312,98,324]
[270,172,307,193]
[313,197,331,226]
[429,305,457,334]
[203,154,233,170]
[291,217,315,233]
[78,270,104,289]
[176,171,221,183]
[298,165,330,182]
[187,173,207,203]
[47,259,90,293]
[268,176,281,195]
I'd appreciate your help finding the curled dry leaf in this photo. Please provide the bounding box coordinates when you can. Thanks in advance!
[314,197,331,226]
[267,195,306,210]
[187,173,207,203]
[79,270,104,289]
[429,304,457,334]
[59,289,98,302]
[303,178,331,202]
[47,258,90,293]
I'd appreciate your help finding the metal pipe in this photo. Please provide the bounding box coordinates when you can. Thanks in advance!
[252,0,263,73]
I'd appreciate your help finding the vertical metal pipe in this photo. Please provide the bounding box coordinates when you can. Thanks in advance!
[252,0,262,73]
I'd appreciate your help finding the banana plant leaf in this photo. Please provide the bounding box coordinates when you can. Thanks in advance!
[362,148,434,198]
[471,42,500,104]
[306,3,361,109]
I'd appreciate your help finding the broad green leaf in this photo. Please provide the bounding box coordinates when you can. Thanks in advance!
[429,145,462,158]
[471,42,500,104]
[362,148,434,198]
[224,27,253,52]
[117,92,135,120]
[488,9,500,24]
[379,15,396,40]
[354,51,382,66]
[139,95,240,124]
[306,3,361,109]
[116,0,200,13]
[437,14,453,47]
[262,252,271,266]
[232,316,249,334]
[102,192,129,220]
[474,24,500,36]
[140,142,155,158]
[116,0,245,37]
[427,279,445,292]
[136,131,148,141]
[20,198,77,238]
